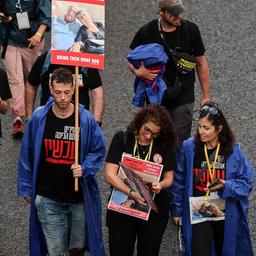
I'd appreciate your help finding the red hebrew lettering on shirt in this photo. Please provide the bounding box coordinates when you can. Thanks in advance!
[44,139,75,165]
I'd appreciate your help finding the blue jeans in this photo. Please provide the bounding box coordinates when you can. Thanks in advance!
[35,195,87,256]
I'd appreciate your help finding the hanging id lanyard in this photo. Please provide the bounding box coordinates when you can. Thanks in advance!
[15,0,31,29]
[133,139,153,161]
[204,143,220,200]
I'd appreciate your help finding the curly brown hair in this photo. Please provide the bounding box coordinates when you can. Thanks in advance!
[127,104,177,149]
[195,102,235,159]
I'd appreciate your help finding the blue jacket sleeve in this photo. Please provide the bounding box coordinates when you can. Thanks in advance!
[220,145,254,199]
[17,119,35,197]
[81,119,106,177]
[171,148,187,217]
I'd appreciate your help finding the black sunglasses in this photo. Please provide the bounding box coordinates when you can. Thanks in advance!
[200,105,220,116]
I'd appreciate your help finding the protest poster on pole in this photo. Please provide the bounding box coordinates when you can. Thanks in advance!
[51,0,105,191]
[51,0,105,69]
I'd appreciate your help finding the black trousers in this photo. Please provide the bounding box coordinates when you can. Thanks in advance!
[192,220,225,256]
[0,117,2,138]
[168,103,194,144]
[106,192,169,256]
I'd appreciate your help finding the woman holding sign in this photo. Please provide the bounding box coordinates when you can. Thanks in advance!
[171,101,254,256]
[105,104,177,256]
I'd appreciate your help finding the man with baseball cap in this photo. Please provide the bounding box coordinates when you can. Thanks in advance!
[128,0,211,144]
[158,0,187,17]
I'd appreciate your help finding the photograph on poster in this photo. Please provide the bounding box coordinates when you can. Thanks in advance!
[189,195,225,224]
[108,155,163,221]
[51,0,105,68]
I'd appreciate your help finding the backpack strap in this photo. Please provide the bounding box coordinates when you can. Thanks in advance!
[158,18,191,53]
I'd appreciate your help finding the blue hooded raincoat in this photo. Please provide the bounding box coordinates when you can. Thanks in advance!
[127,43,168,107]
[171,138,254,256]
[17,98,106,256]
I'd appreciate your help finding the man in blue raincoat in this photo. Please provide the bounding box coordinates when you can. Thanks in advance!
[17,68,106,256]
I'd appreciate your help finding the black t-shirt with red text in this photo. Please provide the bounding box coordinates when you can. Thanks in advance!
[36,108,83,203]
[193,148,226,197]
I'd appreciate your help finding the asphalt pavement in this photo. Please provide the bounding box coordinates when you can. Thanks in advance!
[0,0,255,255]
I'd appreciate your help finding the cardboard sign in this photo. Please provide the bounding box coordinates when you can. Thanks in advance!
[51,0,105,69]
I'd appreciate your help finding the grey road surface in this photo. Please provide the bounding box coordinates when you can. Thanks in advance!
[0,0,255,255]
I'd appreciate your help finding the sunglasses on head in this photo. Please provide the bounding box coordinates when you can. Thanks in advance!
[200,105,220,116]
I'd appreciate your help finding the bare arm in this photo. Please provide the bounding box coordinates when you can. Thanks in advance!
[105,162,146,205]
[25,82,38,116]
[90,86,104,122]
[152,170,174,194]
[28,24,48,48]
[196,55,211,106]
[0,99,8,114]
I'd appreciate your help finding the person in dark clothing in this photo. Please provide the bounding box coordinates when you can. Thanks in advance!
[105,104,177,256]
[128,0,211,143]
[0,0,51,136]
[25,50,104,125]
[0,68,12,144]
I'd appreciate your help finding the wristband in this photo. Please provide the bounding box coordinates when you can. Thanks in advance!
[36,32,42,38]
[128,189,135,198]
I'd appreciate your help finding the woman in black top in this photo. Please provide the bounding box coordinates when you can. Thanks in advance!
[171,101,254,256]
[105,104,177,256]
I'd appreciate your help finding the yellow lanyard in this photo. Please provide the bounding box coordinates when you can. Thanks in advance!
[133,139,153,161]
[204,143,220,200]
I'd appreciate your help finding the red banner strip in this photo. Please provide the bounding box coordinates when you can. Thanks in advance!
[51,50,105,69]
[55,0,105,5]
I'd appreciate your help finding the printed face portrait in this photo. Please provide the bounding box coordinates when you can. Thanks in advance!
[77,10,92,25]
[64,6,77,23]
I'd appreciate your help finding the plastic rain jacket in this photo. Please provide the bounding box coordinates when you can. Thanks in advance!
[171,137,254,256]
[17,98,106,256]
[127,43,168,107]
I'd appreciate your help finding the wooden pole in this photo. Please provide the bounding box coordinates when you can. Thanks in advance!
[74,66,79,192]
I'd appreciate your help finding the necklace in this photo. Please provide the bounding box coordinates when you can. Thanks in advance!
[133,139,153,161]
[138,144,150,155]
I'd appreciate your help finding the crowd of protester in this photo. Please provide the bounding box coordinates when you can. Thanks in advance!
[0,0,254,256]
